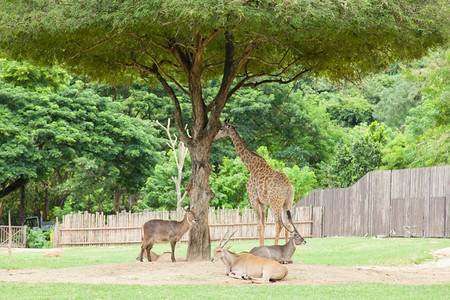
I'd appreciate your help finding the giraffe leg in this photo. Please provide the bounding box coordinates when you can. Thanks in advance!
[274,215,282,245]
[260,204,266,246]
[253,203,266,246]
[248,183,266,245]
[284,184,295,243]
[271,200,283,245]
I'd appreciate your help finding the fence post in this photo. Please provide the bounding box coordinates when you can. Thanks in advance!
[23,225,27,247]
[54,217,59,248]
[8,211,12,255]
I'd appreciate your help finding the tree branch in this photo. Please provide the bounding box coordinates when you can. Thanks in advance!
[241,68,312,89]
[134,63,189,142]
[0,177,29,199]
[207,33,256,120]
[141,51,189,95]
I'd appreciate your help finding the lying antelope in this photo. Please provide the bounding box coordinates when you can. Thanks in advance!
[211,229,288,284]
[148,251,187,262]
[250,210,306,264]
[137,207,197,262]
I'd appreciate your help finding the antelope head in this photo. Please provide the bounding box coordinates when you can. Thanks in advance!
[183,207,198,225]
[282,210,306,246]
[211,229,237,262]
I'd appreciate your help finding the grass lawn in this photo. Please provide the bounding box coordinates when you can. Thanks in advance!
[1,282,449,300]
[1,237,449,269]
[1,237,449,299]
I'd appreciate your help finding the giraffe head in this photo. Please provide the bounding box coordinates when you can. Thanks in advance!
[214,119,235,140]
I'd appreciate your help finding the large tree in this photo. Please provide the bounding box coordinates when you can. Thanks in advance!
[1,0,447,260]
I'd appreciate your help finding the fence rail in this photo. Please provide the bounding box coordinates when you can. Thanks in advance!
[0,226,27,248]
[296,165,449,238]
[54,206,323,247]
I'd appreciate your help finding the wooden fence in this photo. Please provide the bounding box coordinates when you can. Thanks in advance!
[296,165,449,238]
[54,206,323,247]
[0,226,27,248]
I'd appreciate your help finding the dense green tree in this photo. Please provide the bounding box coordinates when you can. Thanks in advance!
[1,0,446,260]
[328,122,387,187]
[0,58,70,92]
[0,76,161,223]
[386,50,450,167]
[372,75,421,129]
[326,94,373,127]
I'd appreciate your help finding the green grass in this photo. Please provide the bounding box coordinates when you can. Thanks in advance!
[0,282,449,300]
[1,237,449,269]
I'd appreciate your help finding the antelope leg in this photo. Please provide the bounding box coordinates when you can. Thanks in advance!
[227,271,248,280]
[249,277,270,284]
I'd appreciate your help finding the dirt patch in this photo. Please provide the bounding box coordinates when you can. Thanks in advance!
[1,248,450,286]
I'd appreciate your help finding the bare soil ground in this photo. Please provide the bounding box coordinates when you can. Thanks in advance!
[1,248,449,286]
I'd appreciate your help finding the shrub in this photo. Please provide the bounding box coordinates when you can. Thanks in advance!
[26,228,52,248]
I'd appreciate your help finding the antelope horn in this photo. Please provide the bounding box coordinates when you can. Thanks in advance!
[281,211,294,233]
[218,229,229,247]
[222,229,237,248]
[286,210,301,235]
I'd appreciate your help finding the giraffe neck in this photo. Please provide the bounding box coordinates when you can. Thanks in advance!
[228,128,268,174]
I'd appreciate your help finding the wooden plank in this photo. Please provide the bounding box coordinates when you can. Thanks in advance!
[428,166,449,237]
[391,198,407,237]
[296,206,312,238]
[409,168,430,237]
[335,188,349,237]
[351,172,370,236]
[312,206,323,238]
[390,169,411,237]
[429,197,446,237]
[315,189,333,237]
[342,188,351,237]
[298,191,315,206]
[370,170,391,236]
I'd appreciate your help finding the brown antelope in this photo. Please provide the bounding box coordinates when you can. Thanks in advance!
[211,230,288,283]
[137,207,197,262]
[250,210,306,264]
[148,251,187,262]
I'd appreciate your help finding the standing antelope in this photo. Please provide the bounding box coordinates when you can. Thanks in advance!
[137,208,197,262]
[211,230,288,283]
[250,210,306,264]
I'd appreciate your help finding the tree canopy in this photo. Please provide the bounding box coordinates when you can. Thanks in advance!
[1,0,447,139]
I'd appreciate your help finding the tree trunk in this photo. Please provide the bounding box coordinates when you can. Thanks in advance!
[186,142,215,261]
[0,202,4,224]
[19,185,25,224]
[43,181,50,220]
[113,189,120,213]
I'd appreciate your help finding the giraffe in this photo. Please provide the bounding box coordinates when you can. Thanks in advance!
[215,120,294,245]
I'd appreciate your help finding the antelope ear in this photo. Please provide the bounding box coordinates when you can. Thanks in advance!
[183,206,188,211]
[224,246,231,250]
